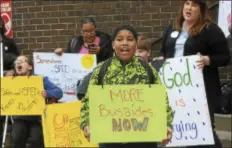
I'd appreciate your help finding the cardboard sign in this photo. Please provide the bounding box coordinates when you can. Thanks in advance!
[89,85,167,143]
[42,101,98,147]
[33,52,97,102]
[0,76,45,115]
[153,56,214,147]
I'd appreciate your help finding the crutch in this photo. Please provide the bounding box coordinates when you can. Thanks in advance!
[1,115,14,148]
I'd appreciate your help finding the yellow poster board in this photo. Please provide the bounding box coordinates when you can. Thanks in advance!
[89,84,167,143]
[42,101,98,147]
[0,76,45,115]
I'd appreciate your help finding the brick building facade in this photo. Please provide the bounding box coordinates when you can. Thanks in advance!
[10,0,231,81]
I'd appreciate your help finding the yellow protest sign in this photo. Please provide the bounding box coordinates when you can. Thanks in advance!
[89,84,167,143]
[42,101,98,147]
[0,76,45,115]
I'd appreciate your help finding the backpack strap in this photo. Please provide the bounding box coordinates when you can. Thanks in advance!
[97,57,113,86]
[138,59,155,85]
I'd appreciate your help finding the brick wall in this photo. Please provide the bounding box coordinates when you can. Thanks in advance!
[11,1,180,51]
[11,0,231,81]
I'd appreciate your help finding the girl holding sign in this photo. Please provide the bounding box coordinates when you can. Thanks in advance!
[11,55,63,148]
[156,0,230,147]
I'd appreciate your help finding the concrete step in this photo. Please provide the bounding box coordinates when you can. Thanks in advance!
[215,114,231,148]
[220,140,232,148]
[215,113,231,131]
[216,130,231,141]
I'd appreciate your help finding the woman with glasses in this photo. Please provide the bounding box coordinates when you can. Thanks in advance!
[55,17,113,63]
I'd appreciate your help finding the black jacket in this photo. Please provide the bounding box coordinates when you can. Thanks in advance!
[1,33,20,71]
[65,31,113,63]
[76,72,92,100]
[227,34,232,58]
[160,23,231,110]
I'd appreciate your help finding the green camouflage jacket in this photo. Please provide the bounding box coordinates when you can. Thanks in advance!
[80,56,173,129]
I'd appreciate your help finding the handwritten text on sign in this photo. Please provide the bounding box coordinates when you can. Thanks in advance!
[89,85,167,143]
[42,101,98,147]
[0,76,45,115]
[156,56,214,147]
[33,52,97,102]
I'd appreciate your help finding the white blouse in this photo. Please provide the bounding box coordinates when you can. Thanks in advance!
[174,25,189,58]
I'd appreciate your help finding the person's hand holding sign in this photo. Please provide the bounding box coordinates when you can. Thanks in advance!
[54,48,64,56]
[83,125,90,142]
[41,90,47,98]
[196,52,210,70]
[161,127,173,145]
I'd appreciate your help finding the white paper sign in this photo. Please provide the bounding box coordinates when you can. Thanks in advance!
[33,52,97,102]
[157,56,214,147]
[218,1,231,37]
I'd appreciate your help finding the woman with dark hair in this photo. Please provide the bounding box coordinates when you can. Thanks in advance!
[157,0,230,147]
[80,25,173,148]
[55,17,113,63]
[0,16,20,74]
[55,17,114,101]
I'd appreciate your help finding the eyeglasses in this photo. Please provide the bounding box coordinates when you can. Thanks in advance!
[14,60,28,65]
[81,28,96,35]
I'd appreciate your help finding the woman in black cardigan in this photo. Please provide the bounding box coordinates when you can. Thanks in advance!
[158,0,230,148]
